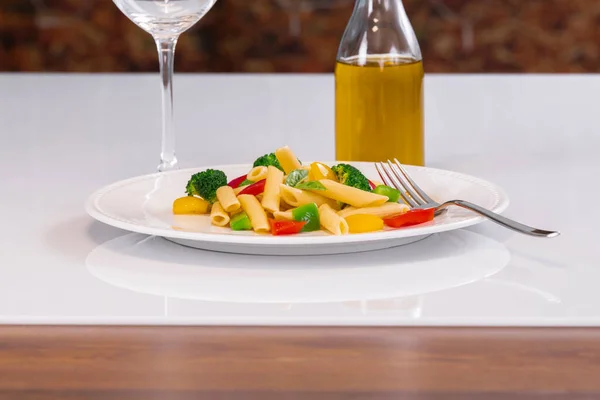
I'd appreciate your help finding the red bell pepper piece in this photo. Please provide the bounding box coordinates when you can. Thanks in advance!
[269,219,307,236]
[368,179,377,190]
[228,174,248,189]
[238,179,266,196]
[383,208,435,228]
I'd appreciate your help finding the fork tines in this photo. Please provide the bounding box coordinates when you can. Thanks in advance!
[375,159,435,208]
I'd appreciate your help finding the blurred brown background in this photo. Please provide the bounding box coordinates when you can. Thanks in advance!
[1,0,598,73]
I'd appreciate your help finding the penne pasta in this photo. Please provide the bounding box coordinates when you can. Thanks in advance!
[338,202,410,219]
[216,185,241,213]
[238,194,270,233]
[313,179,388,208]
[174,146,438,237]
[319,204,349,235]
[273,210,293,221]
[210,201,230,227]
[275,146,302,174]
[230,207,244,216]
[280,184,340,210]
[261,166,284,213]
[247,166,268,182]
[279,200,294,211]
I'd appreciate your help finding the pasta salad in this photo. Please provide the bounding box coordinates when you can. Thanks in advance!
[172,146,435,235]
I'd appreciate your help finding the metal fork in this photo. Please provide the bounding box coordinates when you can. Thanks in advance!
[375,159,560,238]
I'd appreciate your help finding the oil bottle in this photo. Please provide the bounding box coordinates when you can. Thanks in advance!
[335,0,424,165]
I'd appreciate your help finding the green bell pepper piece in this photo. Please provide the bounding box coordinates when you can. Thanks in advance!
[230,211,252,231]
[373,185,401,203]
[239,178,253,187]
[285,169,308,187]
[291,202,320,232]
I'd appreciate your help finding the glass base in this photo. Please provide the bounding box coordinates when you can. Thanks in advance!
[158,157,178,172]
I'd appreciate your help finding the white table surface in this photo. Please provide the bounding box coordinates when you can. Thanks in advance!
[1,73,598,326]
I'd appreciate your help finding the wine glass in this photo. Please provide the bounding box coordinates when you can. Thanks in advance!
[112,0,218,171]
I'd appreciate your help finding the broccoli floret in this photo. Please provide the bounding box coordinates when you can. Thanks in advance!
[253,153,283,171]
[185,169,227,203]
[331,163,371,192]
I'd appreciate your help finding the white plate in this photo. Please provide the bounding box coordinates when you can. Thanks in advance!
[86,163,509,255]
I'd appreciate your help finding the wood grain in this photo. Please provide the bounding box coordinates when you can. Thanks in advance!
[0,327,599,399]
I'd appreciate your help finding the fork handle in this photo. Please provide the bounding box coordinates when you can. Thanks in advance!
[439,200,560,238]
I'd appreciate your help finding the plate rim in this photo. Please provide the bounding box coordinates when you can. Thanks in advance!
[85,163,510,246]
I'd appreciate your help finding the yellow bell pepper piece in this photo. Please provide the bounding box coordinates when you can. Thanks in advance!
[172,196,211,215]
[344,214,384,234]
[309,162,337,181]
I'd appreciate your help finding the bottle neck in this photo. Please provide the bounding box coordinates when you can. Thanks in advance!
[356,0,406,11]
[338,0,421,64]
[354,0,410,28]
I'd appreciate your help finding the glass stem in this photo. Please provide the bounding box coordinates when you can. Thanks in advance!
[155,37,179,172]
